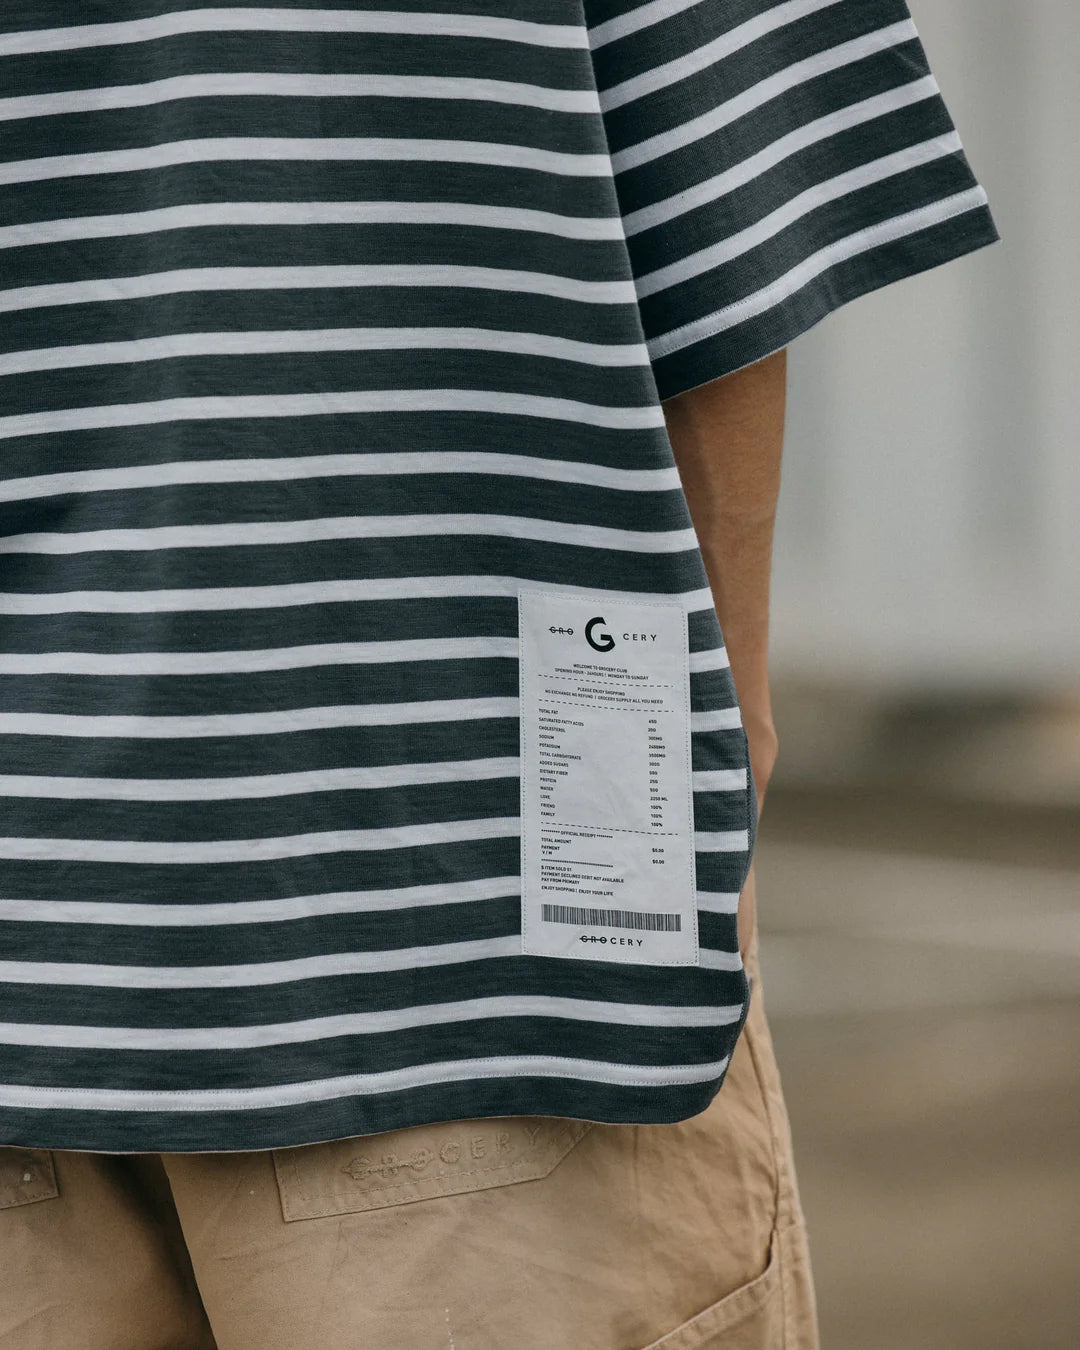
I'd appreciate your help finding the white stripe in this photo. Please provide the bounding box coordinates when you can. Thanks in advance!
[0,760,737,804]
[0,875,520,925]
[0,940,742,986]
[0,698,522,739]
[636,132,964,297]
[0,73,599,124]
[695,831,751,852]
[0,327,648,380]
[0,201,625,252]
[0,1053,732,1112]
[648,185,990,358]
[0,880,738,926]
[612,21,920,171]
[689,645,731,673]
[0,636,722,676]
[0,936,514,986]
[599,0,847,110]
[692,707,744,732]
[695,891,741,915]
[0,137,610,188]
[688,649,730,673]
[622,76,939,234]
[0,576,715,619]
[0,263,636,317]
[0,390,663,443]
[0,512,692,557]
[0,696,736,740]
[0,449,673,503]
[0,997,743,1051]
[0,824,749,868]
[0,817,522,865]
[0,8,586,57]
[693,769,748,792]
[0,636,517,676]
[699,948,744,971]
[588,0,708,50]
[0,758,519,802]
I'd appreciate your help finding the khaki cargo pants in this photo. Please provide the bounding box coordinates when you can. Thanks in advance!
[0,884,818,1349]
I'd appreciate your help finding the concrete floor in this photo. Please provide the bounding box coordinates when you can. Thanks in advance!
[753,804,1080,1350]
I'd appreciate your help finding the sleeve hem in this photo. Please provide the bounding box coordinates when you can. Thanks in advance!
[651,201,1001,403]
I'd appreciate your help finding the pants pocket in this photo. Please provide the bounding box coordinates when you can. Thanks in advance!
[636,1225,783,1350]
[272,1115,593,1220]
[631,923,820,1350]
[636,1214,819,1350]
[0,1148,59,1210]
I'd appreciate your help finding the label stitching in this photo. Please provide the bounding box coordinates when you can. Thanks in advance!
[517,586,699,968]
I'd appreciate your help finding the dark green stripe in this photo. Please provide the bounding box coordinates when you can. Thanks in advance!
[3,350,654,419]
[0,716,521,777]
[0,831,520,905]
[0,896,521,965]
[0,958,746,1030]
[1,156,617,227]
[0,1019,728,1093]
[2,288,641,359]
[0,596,732,659]
[6,31,595,95]
[0,415,672,479]
[0,535,709,600]
[0,475,688,535]
[2,0,582,31]
[0,1068,744,1152]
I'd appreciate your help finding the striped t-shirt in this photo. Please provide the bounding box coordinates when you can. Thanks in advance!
[0,0,998,1153]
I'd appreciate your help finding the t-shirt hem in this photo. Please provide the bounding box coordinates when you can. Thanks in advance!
[0,1066,747,1154]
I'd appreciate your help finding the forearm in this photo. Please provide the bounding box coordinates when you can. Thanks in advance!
[661,351,786,955]
[661,349,787,850]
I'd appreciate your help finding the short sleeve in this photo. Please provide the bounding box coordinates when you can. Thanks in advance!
[586,0,1002,400]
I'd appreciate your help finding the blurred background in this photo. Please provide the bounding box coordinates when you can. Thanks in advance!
[755,2,1080,1346]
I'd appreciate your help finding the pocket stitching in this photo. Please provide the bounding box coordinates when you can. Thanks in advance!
[637,1225,782,1350]
[0,1149,59,1210]
[273,1120,593,1221]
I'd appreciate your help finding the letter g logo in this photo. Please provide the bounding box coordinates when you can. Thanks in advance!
[585,616,615,653]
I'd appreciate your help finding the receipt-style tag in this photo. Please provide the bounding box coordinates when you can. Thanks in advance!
[518,588,698,966]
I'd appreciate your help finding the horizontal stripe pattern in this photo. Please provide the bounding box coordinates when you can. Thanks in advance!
[0,451,673,501]
[0,139,613,188]
[0,1053,734,1116]
[0,9,589,58]
[0,265,639,316]
[0,700,739,737]
[0,73,602,123]
[0,995,746,1051]
[588,0,1000,397]
[0,876,743,925]
[0,637,727,673]
[0,201,629,251]
[0,0,995,1150]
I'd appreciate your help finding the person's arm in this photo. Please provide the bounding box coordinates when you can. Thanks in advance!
[660,348,787,956]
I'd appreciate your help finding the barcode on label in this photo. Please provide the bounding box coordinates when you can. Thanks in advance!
[541,904,682,932]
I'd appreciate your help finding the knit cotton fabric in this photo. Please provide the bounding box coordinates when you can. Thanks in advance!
[0,0,998,1151]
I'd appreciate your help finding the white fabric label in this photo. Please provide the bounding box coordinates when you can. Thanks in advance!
[518,587,698,967]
